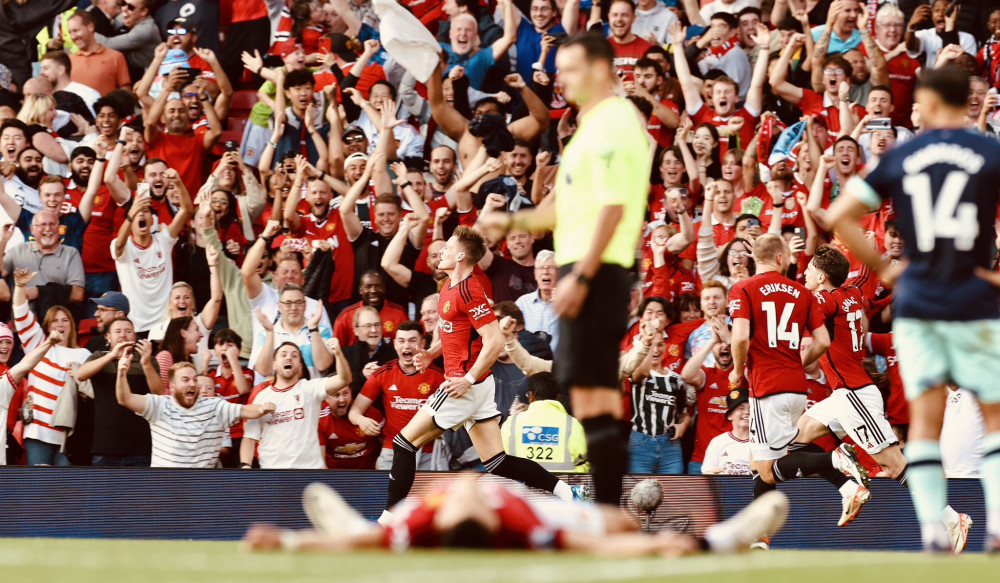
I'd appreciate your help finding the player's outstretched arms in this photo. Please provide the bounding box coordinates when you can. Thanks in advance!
[560,530,699,557]
[241,524,383,552]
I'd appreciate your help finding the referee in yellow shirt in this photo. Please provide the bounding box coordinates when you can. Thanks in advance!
[485,33,653,505]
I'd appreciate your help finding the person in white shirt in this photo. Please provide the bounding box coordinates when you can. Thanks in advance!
[241,341,352,469]
[941,386,985,479]
[39,50,102,116]
[116,355,276,468]
[250,284,334,380]
[904,0,976,67]
[702,386,751,475]
[632,0,678,46]
[112,168,193,333]
[0,329,63,466]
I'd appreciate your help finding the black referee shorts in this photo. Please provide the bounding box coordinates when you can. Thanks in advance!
[555,263,631,391]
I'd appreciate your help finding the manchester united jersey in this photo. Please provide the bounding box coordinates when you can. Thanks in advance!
[318,405,383,469]
[729,271,825,398]
[360,360,445,450]
[813,284,874,390]
[438,275,497,380]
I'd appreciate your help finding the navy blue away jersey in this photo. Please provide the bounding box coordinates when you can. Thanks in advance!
[857,128,1000,321]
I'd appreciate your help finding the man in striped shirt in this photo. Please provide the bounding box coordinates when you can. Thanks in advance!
[115,357,276,468]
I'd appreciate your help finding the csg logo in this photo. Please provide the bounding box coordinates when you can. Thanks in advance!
[521,426,560,443]
[469,303,492,320]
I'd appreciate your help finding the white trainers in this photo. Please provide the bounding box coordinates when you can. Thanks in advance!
[838,484,871,527]
[948,513,973,553]
[705,491,788,553]
[302,482,372,536]
[832,444,870,488]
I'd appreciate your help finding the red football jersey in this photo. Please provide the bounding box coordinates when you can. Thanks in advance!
[691,366,735,463]
[333,300,409,347]
[866,332,908,426]
[690,102,758,155]
[646,99,681,149]
[79,185,125,274]
[813,286,873,390]
[618,319,702,373]
[318,405,383,469]
[796,89,867,136]
[728,271,824,398]
[383,482,562,551]
[438,275,497,380]
[360,360,445,451]
[287,212,355,304]
[610,36,653,83]
[210,365,254,438]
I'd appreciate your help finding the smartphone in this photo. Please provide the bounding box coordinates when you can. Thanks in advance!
[224,140,239,153]
[136,182,150,199]
[793,227,806,241]
[549,32,568,46]
[946,0,960,17]
[179,67,200,84]
[865,117,892,131]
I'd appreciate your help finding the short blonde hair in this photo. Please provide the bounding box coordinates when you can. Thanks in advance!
[17,94,57,127]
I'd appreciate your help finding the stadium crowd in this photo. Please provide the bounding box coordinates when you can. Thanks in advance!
[0,0,992,475]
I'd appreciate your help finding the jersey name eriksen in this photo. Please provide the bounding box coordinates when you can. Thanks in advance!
[759,282,801,297]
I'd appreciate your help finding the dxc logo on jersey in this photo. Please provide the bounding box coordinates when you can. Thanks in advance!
[521,426,559,443]
[469,303,492,320]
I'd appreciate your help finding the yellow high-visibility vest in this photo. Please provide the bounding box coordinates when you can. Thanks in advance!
[500,400,589,473]
[36,9,78,60]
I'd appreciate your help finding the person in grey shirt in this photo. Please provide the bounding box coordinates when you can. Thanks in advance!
[1,210,85,309]
[96,0,162,82]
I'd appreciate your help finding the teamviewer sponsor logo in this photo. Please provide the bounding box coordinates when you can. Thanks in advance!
[520,426,559,443]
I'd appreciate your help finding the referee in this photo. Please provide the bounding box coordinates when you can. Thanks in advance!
[488,33,653,505]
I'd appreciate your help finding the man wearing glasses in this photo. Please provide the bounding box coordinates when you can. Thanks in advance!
[94,0,162,82]
[250,284,334,380]
[515,250,560,352]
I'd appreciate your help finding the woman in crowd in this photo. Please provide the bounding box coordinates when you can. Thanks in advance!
[155,316,205,388]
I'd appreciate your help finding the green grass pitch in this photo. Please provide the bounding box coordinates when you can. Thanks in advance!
[1,538,996,583]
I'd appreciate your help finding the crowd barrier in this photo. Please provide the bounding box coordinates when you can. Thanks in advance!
[0,468,988,551]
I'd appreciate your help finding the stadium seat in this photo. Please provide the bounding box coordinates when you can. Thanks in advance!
[219,129,243,144]
[227,117,248,134]
[229,90,258,119]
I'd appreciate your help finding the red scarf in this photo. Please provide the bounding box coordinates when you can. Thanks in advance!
[707,34,741,59]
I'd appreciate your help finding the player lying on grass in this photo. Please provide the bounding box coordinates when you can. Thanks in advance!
[241,474,788,555]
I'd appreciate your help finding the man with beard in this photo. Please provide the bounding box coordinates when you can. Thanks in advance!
[904,0,976,68]
[626,58,680,149]
[319,382,382,469]
[117,356,275,468]
[333,271,408,347]
[283,159,356,313]
[477,141,537,212]
[2,210,86,305]
[515,250,559,352]
[242,342,351,469]
[339,306,396,395]
[511,0,565,82]
[873,5,918,129]
[75,319,162,467]
[811,4,887,106]
[251,284,333,380]
[480,228,537,304]
[82,292,130,352]
[382,213,443,309]
[144,65,222,197]
[38,50,100,119]
[771,35,866,136]
[745,155,806,232]
[441,0,517,90]
[1,144,44,214]
[131,158,174,227]
[670,21,766,153]
[350,320,446,470]
[112,168,193,334]
[681,315,738,475]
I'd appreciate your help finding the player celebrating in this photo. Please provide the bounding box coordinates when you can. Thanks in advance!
[797,246,972,549]
[243,474,789,556]
[728,234,868,546]
[379,226,574,524]
[829,66,1000,552]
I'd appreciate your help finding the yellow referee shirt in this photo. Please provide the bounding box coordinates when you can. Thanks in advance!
[553,96,652,268]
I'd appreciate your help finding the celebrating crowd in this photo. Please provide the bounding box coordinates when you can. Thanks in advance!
[0,0,993,476]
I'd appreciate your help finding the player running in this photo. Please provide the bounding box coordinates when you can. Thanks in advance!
[796,245,972,550]
[728,234,868,546]
[378,226,574,525]
[242,473,789,556]
[830,67,1000,552]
